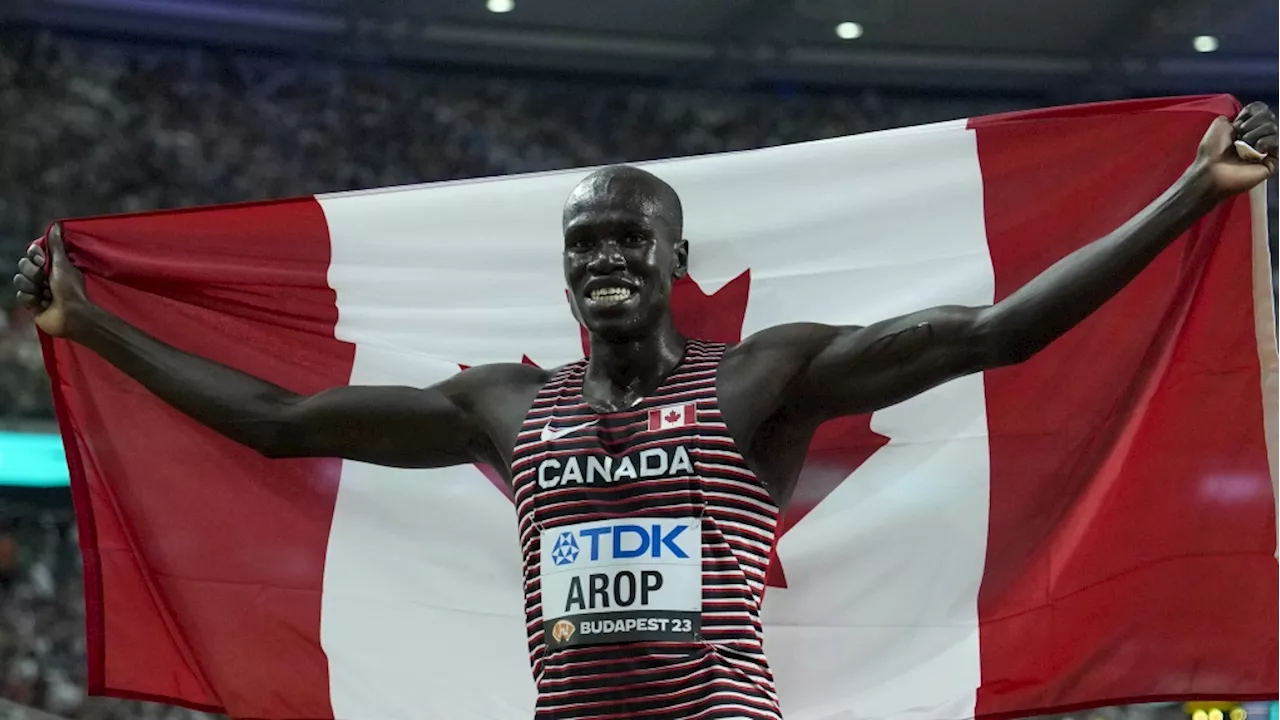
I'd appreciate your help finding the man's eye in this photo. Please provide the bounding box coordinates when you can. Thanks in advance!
[624,233,646,245]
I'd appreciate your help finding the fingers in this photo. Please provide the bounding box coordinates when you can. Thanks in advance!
[1234,103,1276,155]
[27,223,64,281]
[12,272,41,296]
[14,236,53,307]
[13,282,50,310]
[13,254,52,308]
[1243,126,1275,150]
[14,290,41,310]
[14,291,50,312]
[26,241,46,269]
[14,224,65,312]
[1238,110,1274,135]
[16,256,47,286]
[1234,101,1271,126]
[1226,103,1277,175]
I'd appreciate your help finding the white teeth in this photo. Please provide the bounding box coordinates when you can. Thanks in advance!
[589,287,634,302]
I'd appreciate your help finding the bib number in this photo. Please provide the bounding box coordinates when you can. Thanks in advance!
[541,517,701,649]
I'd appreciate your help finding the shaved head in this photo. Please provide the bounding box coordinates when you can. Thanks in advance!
[563,165,684,237]
[560,164,689,343]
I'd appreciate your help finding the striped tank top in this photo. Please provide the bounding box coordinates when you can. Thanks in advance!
[511,339,783,719]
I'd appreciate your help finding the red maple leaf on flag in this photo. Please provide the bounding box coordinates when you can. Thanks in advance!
[462,271,889,588]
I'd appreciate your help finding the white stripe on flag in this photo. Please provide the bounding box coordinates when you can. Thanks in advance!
[315,117,992,719]
[716,119,991,720]
[317,350,536,719]
[1247,186,1279,557]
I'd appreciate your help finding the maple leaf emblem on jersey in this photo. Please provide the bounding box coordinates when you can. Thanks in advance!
[465,271,889,588]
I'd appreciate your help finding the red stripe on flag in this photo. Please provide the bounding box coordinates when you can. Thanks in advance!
[971,95,1278,717]
[42,198,350,718]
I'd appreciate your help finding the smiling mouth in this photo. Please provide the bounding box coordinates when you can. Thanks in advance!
[587,286,635,304]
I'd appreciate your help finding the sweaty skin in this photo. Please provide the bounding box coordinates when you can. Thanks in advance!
[11,104,1280,515]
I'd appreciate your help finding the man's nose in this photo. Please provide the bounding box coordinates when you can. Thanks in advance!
[587,239,626,273]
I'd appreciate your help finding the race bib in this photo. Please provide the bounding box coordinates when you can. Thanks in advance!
[540,517,702,649]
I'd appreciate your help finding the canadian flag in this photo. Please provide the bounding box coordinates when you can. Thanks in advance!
[648,402,697,431]
[40,95,1277,720]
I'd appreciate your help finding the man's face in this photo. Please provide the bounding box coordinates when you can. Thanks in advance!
[562,189,686,342]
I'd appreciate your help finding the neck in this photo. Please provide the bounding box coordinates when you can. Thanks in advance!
[584,316,685,410]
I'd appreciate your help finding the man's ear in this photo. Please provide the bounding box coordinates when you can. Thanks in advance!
[673,238,689,279]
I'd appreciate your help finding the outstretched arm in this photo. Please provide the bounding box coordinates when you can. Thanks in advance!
[13,224,540,469]
[753,104,1277,421]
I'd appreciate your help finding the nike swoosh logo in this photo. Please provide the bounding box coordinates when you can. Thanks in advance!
[541,420,598,443]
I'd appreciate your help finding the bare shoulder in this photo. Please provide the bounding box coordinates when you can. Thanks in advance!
[445,362,551,392]
[717,323,844,447]
[443,361,555,473]
[727,322,839,358]
[720,322,843,389]
[444,361,552,414]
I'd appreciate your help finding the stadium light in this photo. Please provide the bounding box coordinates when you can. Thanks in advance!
[1192,35,1219,53]
[487,0,514,13]
[835,22,864,40]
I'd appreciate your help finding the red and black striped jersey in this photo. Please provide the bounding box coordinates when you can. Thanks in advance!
[511,339,783,719]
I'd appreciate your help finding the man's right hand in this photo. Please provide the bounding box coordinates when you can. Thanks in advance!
[13,223,89,338]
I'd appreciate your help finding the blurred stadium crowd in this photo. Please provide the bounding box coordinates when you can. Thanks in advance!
[0,25,1275,720]
[0,29,1032,422]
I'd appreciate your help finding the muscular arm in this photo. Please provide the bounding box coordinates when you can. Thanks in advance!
[731,107,1276,430]
[15,225,544,471]
[72,305,533,467]
[801,164,1220,417]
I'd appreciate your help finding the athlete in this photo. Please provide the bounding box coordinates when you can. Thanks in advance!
[12,104,1278,719]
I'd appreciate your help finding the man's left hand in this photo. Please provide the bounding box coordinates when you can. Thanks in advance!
[1197,101,1277,198]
